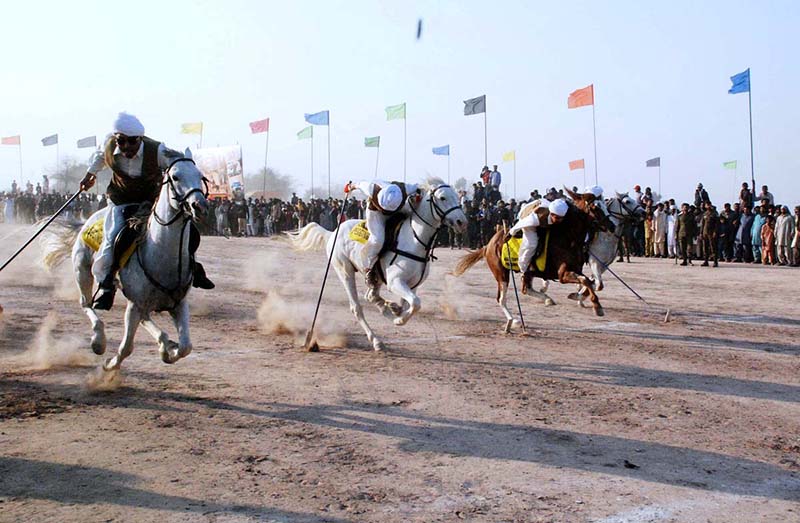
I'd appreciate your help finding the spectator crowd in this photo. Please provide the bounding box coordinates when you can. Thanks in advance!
[2,166,798,268]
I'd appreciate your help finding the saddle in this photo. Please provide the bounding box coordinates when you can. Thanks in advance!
[501,230,549,273]
[81,204,148,269]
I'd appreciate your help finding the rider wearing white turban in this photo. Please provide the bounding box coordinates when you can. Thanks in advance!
[584,185,603,199]
[509,198,569,274]
[345,179,420,285]
[79,112,214,310]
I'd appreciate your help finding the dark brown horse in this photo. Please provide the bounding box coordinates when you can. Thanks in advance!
[452,191,611,332]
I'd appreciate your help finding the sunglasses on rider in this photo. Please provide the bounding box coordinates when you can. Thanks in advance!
[115,135,142,146]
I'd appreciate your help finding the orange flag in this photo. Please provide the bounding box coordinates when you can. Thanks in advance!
[569,159,585,171]
[567,85,594,109]
[1,135,21,145]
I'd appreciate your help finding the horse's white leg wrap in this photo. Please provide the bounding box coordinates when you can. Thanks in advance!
[362,210,385,271]
[388,279,421,326]
[518,229,538,273]
[76,248,106,354]
[103,301,141,371]
[169,300,192,360]
[338,263,383,350]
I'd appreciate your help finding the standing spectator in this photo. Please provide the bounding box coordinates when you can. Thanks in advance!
[632,185,643,205]
[490,165,502,190]
[700,203,719,267]
[653,203,667,257]
[694,183,710,208]
[775,206,795,266]
[480,166,491,186]
[756,185,774,206]
[666,205,677,259]
[644,209,654,257]
[761,215,776,265]
[675,203,697,266]
[751,206,766,263]
[792,206,800,267]
[739,182,753,209]
[736,206,754,263]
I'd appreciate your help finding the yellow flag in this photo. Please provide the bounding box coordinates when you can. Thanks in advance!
[502,150,515,162]
[181,122,203,135]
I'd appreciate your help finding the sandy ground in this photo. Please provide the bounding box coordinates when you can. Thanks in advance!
[1,222,799,523]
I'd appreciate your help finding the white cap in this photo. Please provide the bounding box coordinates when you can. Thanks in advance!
[377,184,403,212]
[584,185,603,198]
[548,199,568,217]
[113,112,145,136]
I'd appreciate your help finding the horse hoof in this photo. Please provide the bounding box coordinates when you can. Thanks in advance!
[594,307,605,317]
[102,358,118,372]
[393,317,407,326]
[596,283,604,292]
[503,319,513,334]
[160,341,180,364]
[567,292,580,301]
[544,298,555,306]
[91,335,107,355]
[373,340,385,351]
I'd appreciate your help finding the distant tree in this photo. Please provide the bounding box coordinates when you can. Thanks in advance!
[46,156,111,194]
[454,177,467,191]
[244,168,295,200]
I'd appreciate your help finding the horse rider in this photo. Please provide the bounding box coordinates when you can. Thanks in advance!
[79,112,214,310]
[344,179,420,285]
[507,198,569,278]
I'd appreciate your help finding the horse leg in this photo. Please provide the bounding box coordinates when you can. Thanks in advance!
[497,280,519,333]
[388,279,420,326]
[167,299,192,363]
[139,314,175,360]
[365,284,402,318]
[339,265,383,351]
[76,248,106,355]
[103,301,141,371]
[558,266,604,317]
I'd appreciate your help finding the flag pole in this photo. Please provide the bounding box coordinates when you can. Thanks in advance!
[56,139,60,182]
[199,125,203,149]
[403,109,407,182]
[748,86,755,192]
[327,117,331,198]
[513,157,516,200]
[658,164,662,197]
[374,143,380,178]
[483,110,488,167]
[18,142,23,181]
[262,131,270,198]
[582,167,586,189]
[591,97,598,185]
[310,133,314,199]
[448,154,451,185]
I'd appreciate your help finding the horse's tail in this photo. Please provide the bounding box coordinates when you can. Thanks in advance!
[286,223,332,253]
[39,219,83,271]
[451,247,486,276]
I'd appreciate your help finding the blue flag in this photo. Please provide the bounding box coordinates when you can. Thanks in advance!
[728,69,750,94]
[304,110,329,125]
[432,145,450,156]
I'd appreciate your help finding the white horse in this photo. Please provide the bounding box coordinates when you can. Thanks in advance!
[288,178,467,351]
[41,151,209,371]
[567,191,645,306]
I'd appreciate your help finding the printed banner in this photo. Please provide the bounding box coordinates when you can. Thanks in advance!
[194,145,244,200]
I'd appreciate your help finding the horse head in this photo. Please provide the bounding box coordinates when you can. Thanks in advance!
[422,178,468,233]
[565,186,615,233]
[610,191,646,223]
[161,148,209,224]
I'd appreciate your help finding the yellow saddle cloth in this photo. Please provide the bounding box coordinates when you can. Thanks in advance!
[501,231,549,272]
[81,218,137,269]
[348,220,370,245]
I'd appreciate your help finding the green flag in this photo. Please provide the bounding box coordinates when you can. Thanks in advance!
[723,161,737,169]
[297,126,313,140]
[364,136,380,147]
[385,103,406,121]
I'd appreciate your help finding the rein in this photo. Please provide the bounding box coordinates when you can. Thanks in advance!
[136,157,207,309]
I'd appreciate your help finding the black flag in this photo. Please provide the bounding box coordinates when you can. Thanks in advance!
[463,95,486,116]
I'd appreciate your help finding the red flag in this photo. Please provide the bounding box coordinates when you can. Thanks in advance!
[569,159,585,171]
[1,135,21,145]
[249,118,270,134]
[567,85,594,109]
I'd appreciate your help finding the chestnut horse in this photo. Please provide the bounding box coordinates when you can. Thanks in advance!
[452,191,612,332]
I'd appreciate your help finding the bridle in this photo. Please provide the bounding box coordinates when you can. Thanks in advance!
[605,196,643,240]
[153,157,209,226]
[138,156,209,309]
[409,184,462,230]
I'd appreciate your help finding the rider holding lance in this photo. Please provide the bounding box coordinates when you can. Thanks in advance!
[80,112,214,310]
[507,198,569,280]
[344,180,420,286]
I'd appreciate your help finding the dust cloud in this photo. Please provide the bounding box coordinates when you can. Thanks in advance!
[5,312,96,370]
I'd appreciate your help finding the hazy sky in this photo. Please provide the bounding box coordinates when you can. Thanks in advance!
[1,0,798,205]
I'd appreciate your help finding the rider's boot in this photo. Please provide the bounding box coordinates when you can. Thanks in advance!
[192,262,215,289]
[93,273,117,310]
